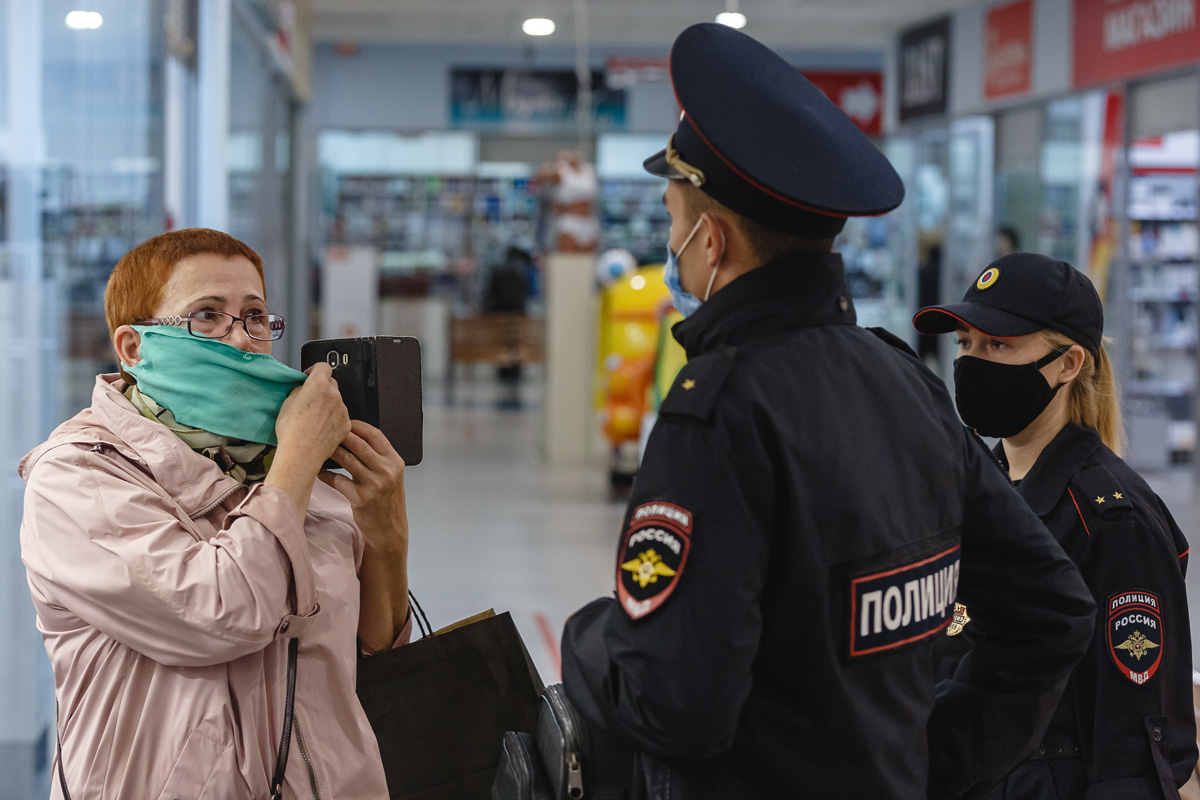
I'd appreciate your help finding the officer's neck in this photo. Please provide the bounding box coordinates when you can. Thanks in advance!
[1000,395,1072,481]
[704,236,834,301]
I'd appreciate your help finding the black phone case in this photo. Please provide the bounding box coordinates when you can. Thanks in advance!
[300,336,423,467]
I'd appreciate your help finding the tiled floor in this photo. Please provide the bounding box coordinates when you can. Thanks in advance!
[405,376,623,683]
[412,374,1200,684]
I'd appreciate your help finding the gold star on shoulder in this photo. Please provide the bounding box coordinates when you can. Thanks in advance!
[1095,496,1105,504]
[682,379,696,390]
[1113,492,1124,500]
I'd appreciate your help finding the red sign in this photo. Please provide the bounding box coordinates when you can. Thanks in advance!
[1073,0,1200,87]
[804,71,883,137]
[985,0,1033,99]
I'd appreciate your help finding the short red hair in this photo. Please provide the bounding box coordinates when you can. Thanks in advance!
[104,228,265,339]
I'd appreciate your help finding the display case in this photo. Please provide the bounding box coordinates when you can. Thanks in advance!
[597,177,671,265]
[1123,139,1200,463]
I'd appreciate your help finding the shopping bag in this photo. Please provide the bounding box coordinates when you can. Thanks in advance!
[356,604,545,800]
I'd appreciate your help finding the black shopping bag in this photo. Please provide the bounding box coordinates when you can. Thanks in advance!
[356,606,545,800]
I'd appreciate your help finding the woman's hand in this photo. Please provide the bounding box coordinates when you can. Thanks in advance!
[320,420,411,651]
[265,363,351,515]
[276,363,351,461]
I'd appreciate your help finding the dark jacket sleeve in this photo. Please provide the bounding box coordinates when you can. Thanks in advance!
[927,427,1097,800]
[560,394,771,760]
[1064,482,1196,799]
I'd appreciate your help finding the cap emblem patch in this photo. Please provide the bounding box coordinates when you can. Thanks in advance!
[976,268,1000,291]
[617,502,694,620]
[1107,591,1163,685]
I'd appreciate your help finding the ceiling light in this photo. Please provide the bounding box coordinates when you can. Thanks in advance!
[716,11,746,29]
[66,10,103,29]
[522,18,555,36]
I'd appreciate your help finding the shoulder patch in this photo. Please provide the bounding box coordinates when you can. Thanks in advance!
[1107,590,1163,685]
[616,501,694,620]
[1069,465,1134,521]
[658,346,736,423]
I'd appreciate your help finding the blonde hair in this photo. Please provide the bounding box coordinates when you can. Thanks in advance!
[1041,330,1125,455]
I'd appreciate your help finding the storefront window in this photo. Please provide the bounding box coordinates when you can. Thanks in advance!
[1038,97,1087,265]
[994,105,1042,259]
[42,0,165,419]
[881,130,949,366]
[228,13,268,257]
[1,1,164,793]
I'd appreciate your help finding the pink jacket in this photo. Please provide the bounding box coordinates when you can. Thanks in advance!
[20,374,408,799]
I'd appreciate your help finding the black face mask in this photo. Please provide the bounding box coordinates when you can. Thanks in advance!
[953,349,1067,438]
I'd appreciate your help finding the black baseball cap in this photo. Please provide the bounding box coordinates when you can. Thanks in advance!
[642,23,905,238]
[912,252,1104,357]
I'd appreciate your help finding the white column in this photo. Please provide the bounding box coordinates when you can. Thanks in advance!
[197,0,231,230]
[542,252,599,463]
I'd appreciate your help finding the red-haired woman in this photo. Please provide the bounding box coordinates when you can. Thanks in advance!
[21,228,409,798]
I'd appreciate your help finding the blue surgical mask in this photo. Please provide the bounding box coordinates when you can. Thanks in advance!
[124,325,307,445]
[663,216,720,318]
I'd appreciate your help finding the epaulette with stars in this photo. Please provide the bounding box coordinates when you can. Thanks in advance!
[1068,464,1134,534]
[658,345,737,423]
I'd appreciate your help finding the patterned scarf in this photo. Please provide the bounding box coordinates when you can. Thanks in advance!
[124,384,275,484]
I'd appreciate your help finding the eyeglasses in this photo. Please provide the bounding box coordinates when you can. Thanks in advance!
[135,310,286,341]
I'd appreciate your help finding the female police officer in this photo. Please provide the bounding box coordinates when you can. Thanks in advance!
[915,251,1196,798]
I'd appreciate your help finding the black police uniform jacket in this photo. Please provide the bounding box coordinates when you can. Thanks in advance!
[957,424,1195,799]
[560,253,1097,800]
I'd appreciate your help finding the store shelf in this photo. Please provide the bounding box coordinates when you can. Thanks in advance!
[1124,160,1200,459]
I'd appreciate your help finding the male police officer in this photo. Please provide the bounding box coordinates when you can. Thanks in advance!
[560,23,1097,799]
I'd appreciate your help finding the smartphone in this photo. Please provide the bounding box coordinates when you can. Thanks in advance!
[300,336,423,467]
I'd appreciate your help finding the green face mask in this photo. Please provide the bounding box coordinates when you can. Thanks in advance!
[124,325,307,445]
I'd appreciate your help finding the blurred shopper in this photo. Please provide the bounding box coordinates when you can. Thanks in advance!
[20,229,411,798]
[484,245,534,392]
[559,23,1096,800]
[914,252,1197,799]
[997,224,1021,257]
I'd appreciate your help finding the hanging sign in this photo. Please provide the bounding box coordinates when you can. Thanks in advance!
[606,57,670,89]
[899,16,952,122]
[451,68,627,131]
[984,0,1033,100]
[805,71,883,136]
[1073,0,1200,88]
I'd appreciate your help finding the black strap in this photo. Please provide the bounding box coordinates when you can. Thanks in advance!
[56,637,300,800]
[270,637,300,800]
[409,589,432,639]
[56,702,72,800]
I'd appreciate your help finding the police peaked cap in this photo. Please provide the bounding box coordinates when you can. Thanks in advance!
[644,23,905,237]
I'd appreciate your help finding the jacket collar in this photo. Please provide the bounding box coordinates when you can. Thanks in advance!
[671,252,856,358]
[994,424,1104,516]
[20,374,243,518]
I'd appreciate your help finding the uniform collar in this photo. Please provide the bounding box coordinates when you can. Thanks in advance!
[671,252,856,358]
[994,424,1104,516]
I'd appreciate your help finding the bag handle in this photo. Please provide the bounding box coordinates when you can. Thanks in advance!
[409,589,432,639]
[56,637,300,800]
